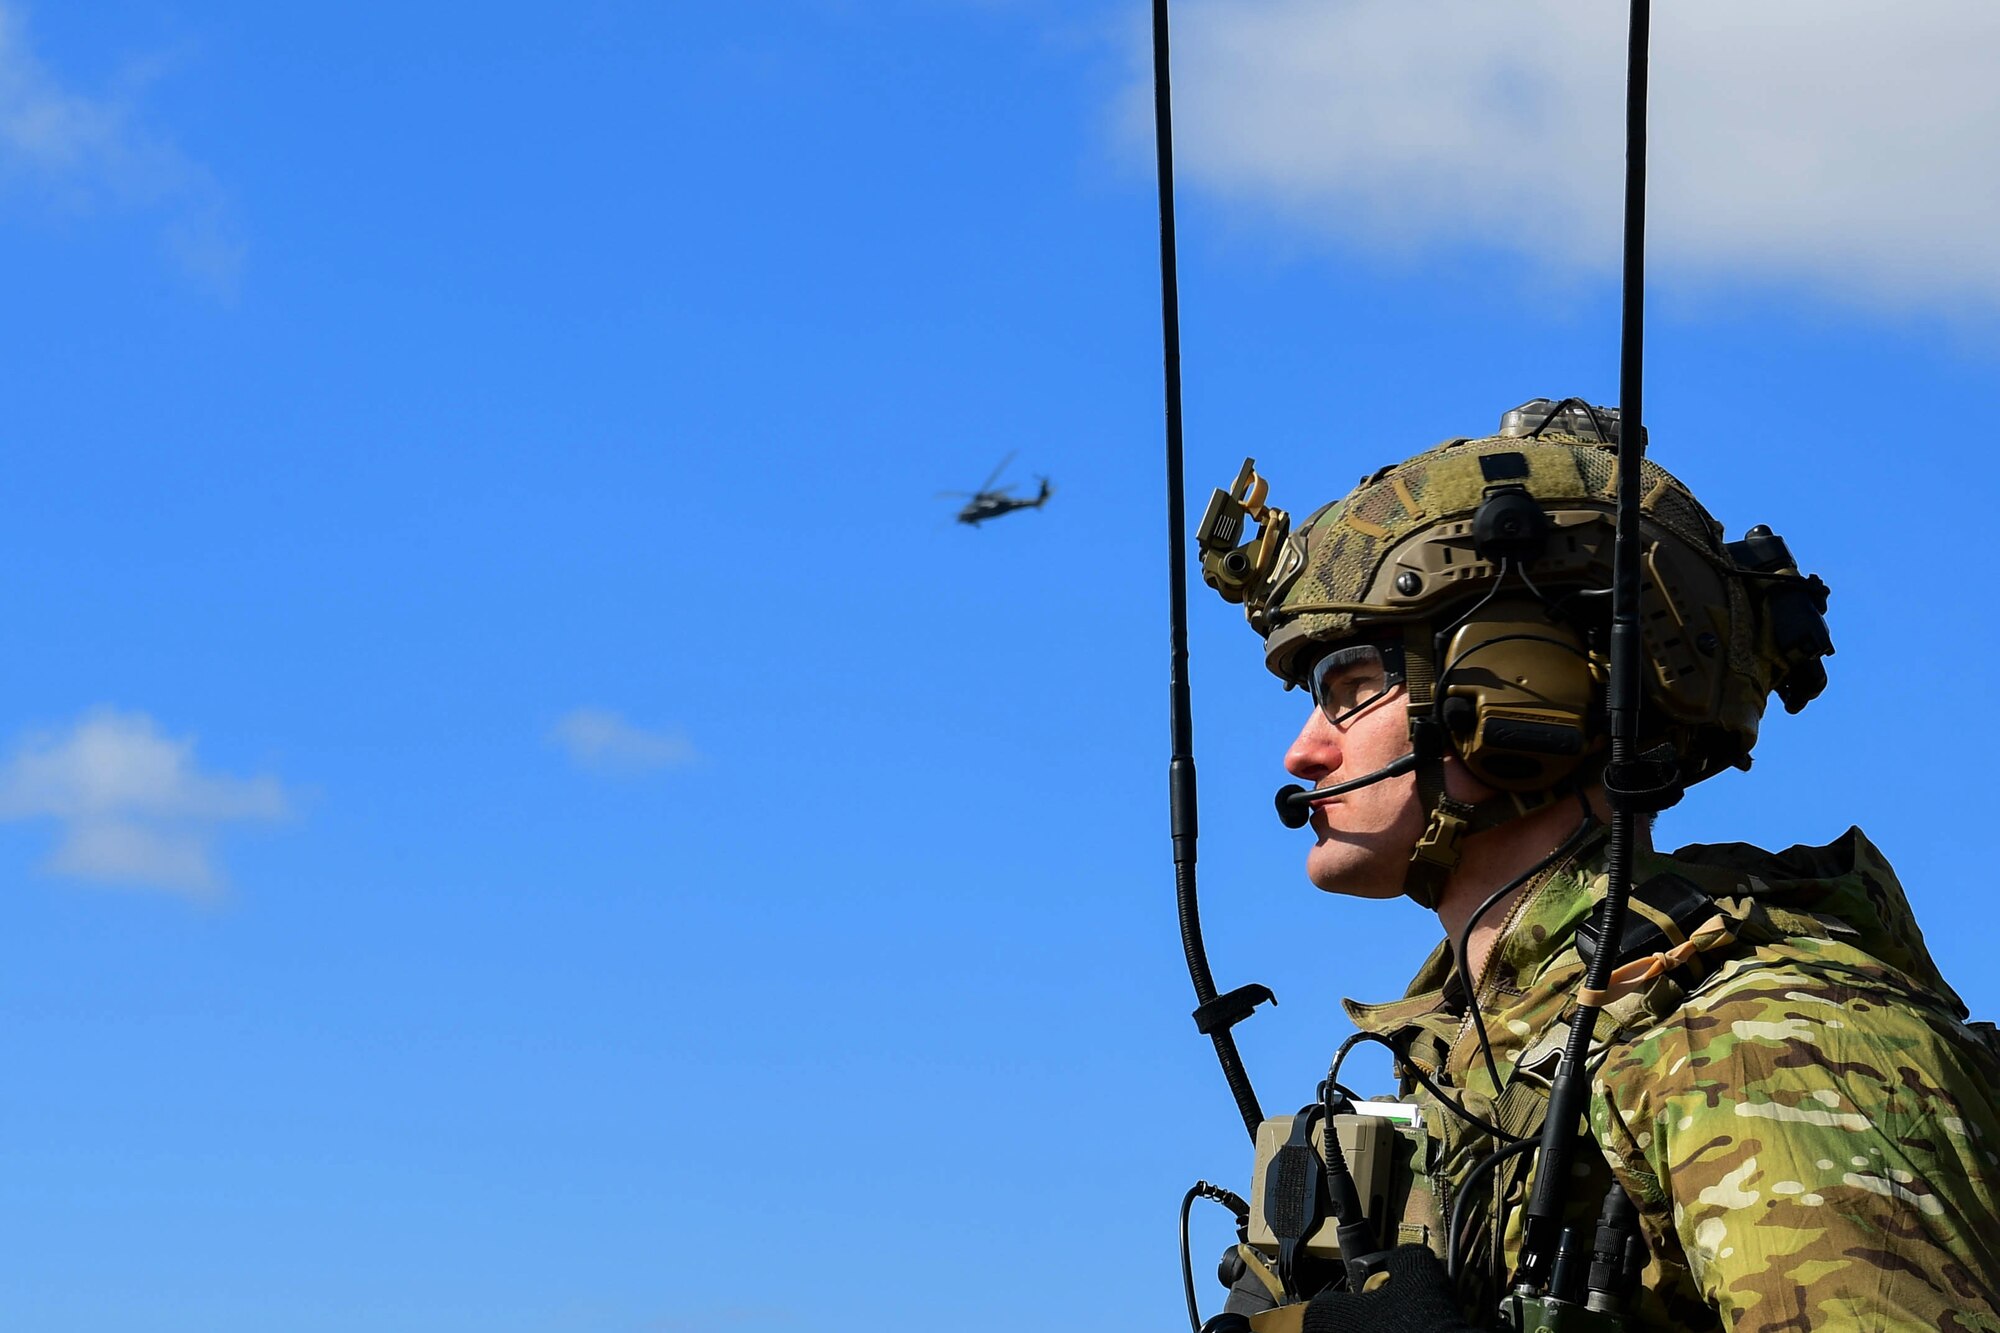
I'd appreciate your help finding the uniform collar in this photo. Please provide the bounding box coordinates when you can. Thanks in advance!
[1342,826,1612,1058]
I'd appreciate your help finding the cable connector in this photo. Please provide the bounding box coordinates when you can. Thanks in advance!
[1194,1180,1250,1222]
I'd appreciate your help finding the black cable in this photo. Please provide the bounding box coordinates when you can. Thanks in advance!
[1446,1137,1539,1284]
[1320,1052,1361,1179]
[1444,798,1596,1298]
[1325,1028,1378,1098]
[1427,608,1598,1099]
[1513,560,1556,612]
[1179,1184,1205,1333]
[1451,810,1601,1097]
[1521,397,1581,439]
[1430,558,1515,660]
[1338,1031,1529,1145]
[1395,549,1603,1132]
[1444,997,1620,1293]
[1577,402,1614,446]
[1443,1049,1618,1299]
[1424,558,1522,745]
[1315,812,1601,1279]
[1426,564,1590,717]
[1522,396,1614,445]
[1320,1072,1356,1124]
[1509,567,1615,668]
[1180,1181,1250,1333]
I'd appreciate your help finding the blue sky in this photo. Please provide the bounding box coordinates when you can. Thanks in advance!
[2,3,1997,1330]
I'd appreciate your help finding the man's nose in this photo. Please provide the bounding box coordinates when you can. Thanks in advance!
[1285,709,1341,782]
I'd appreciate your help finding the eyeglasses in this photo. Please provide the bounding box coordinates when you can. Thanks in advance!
[1308,642,1404,726]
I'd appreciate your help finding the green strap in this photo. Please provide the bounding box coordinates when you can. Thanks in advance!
[1401,630,1456,910]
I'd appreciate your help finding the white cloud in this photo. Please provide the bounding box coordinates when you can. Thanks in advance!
[0,2,241,292]
[549,708,698,775]
[0,708,291,897]
[1131,1,2000,310]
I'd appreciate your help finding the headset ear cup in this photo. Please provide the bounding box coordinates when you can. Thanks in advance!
[1438,600,1601,792]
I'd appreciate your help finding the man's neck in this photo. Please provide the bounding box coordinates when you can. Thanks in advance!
[1433,792,1624,991]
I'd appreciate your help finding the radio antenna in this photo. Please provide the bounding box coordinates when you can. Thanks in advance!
[1516,0,1656,1287]
[1150,0,1269,1141]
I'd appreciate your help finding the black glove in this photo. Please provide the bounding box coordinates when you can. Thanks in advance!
[1300,1246,1481,1333]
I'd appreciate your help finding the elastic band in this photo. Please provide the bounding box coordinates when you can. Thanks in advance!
[1578,913,1734,1008]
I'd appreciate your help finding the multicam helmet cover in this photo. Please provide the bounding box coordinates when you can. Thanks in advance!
[1200,410,1832,793]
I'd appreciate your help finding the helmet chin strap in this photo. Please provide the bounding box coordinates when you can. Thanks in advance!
[1406,786,1572,910]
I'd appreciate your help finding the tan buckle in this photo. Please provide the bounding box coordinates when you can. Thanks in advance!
[1412,801,1471,872]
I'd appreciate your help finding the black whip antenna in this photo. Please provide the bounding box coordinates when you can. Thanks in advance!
[1151,0,1269,1141]
[1515,0,1656,1289]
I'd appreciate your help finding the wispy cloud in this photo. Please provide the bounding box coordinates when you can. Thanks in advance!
[549,708,699,776]
[0,2,242,293]
[648,1310,794,1333]
[1127,1,2000,311]
[0,708,292,898]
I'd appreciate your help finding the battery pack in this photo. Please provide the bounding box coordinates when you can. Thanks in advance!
[1246,1107,1412,1261]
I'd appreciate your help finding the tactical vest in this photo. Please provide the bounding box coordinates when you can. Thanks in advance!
[1224,828,2000,1331]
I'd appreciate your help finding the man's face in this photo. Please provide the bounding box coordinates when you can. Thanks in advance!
[1283,644,1426,898]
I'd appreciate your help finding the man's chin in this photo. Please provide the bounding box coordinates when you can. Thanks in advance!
[1305,853,1408,900]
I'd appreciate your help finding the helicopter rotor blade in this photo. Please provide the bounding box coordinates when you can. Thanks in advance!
[977,450,1017,494]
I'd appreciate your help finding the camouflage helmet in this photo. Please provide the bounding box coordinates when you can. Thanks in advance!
[1200,398,1833,802]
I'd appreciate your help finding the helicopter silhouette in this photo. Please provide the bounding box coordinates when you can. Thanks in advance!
[938,452,1054,527]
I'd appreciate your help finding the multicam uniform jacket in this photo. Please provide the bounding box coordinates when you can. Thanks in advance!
[1345,826,2000,1331]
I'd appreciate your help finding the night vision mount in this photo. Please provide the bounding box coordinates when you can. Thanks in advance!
[1197,459,1292,610]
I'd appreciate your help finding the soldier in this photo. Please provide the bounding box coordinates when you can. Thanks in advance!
[1205,401,2000,1330]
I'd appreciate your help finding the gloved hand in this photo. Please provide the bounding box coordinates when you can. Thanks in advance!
[1300,1246,1481,1333]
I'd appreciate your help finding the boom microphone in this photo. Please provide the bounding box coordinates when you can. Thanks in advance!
[1274,752,1422,828]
